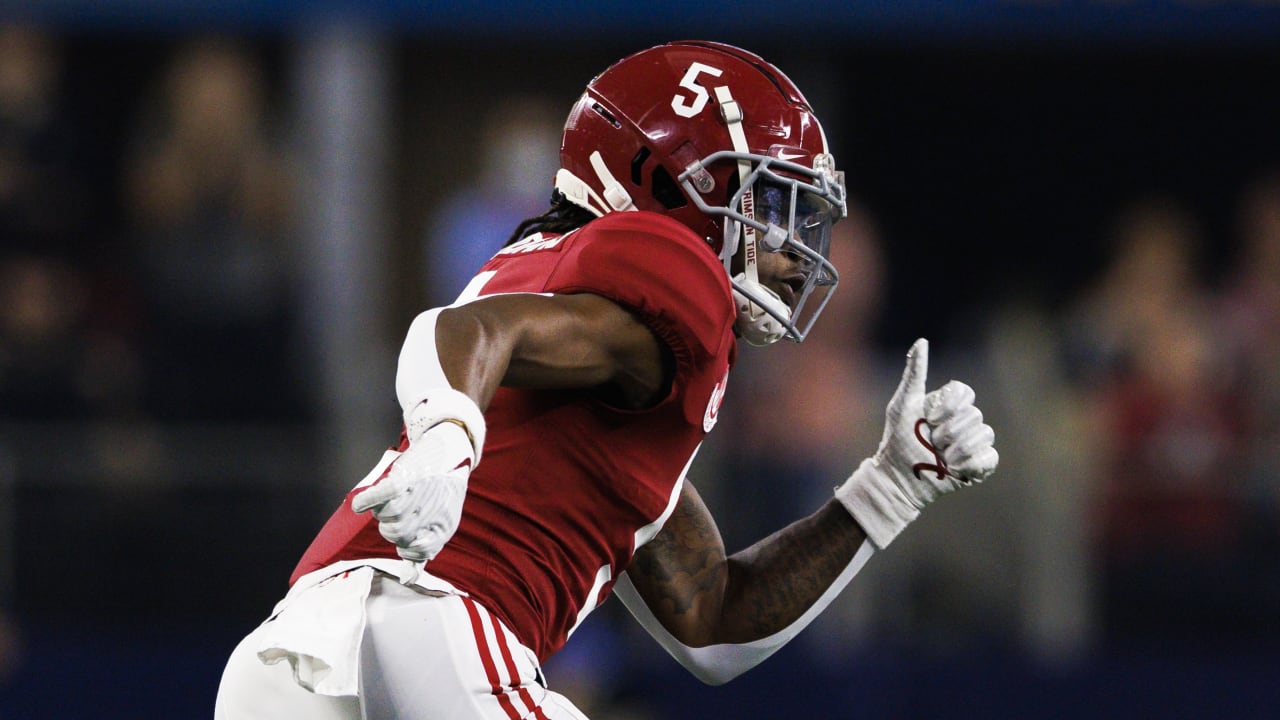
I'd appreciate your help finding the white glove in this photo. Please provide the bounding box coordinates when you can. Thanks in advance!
[352,388,485,563]
[835,338,998,548]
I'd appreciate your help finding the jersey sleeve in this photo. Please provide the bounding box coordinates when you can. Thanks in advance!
[543,211,735,366]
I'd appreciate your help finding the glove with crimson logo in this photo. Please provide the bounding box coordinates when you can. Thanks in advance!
[835,338,999,548]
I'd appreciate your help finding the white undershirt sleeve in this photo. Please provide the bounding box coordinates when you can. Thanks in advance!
[614,539,875,685]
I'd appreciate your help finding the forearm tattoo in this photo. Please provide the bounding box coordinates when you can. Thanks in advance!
[629,492,726,624]
[630,486,865,645]
[724,503,864,640]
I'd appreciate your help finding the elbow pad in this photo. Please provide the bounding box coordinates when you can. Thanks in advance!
[394,307,486,459]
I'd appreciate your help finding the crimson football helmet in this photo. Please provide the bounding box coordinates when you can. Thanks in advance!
[557,40,846,344]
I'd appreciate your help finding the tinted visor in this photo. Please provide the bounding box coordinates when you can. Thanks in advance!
[756,180,835,272]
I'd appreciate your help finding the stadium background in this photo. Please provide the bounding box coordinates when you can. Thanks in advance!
[2,1,1280,717]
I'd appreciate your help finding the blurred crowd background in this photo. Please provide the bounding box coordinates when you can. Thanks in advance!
[2,2,1280,718]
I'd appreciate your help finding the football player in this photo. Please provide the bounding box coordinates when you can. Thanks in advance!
[215,40,998,720]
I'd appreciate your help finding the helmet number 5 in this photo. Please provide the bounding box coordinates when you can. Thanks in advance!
[671,62,724,118]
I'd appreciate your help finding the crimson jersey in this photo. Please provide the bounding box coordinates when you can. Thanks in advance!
[292,211,737,661]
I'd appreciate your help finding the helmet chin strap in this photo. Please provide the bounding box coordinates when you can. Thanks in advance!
[715,85,791,346]
[731,276,789,346]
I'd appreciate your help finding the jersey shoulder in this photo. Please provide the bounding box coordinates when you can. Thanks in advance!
[545,211,734,361]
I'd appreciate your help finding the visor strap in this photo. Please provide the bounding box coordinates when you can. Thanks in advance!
[715,85,759,285]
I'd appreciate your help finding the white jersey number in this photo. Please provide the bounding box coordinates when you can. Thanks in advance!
[671,62,724,118]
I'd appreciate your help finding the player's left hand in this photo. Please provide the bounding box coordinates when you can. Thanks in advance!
[835,338,998,548]
[352,420,474,563]
[922,379,999,487]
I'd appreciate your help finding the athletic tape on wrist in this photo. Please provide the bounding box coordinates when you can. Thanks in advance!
[834,458,920,549]
[405,389,487,463]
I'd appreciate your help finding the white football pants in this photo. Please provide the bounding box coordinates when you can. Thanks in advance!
[215,571,590,720]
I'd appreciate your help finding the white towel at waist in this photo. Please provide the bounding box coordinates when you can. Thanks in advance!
[254,558,465,697]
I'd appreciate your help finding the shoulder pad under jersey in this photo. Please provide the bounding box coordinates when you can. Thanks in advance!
[544,211,734,363]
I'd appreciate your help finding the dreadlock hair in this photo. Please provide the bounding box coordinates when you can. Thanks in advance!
[505,190,599,247]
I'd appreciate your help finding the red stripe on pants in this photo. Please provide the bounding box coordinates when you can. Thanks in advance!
[490,614,551,720]
[462,597,523,720]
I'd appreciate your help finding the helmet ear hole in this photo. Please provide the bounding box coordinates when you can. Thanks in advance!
[630,147,650,185]
[651,166,687,210]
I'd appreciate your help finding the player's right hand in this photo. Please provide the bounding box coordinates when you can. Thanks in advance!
[352,421,474,563]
